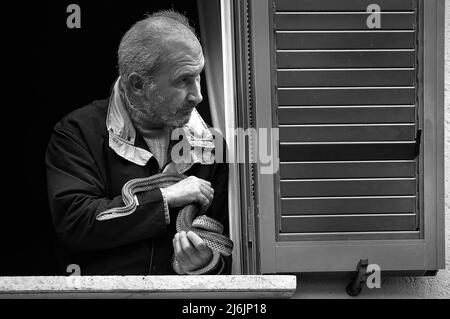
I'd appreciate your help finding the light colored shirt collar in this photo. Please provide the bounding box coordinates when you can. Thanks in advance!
[106,78,215,173]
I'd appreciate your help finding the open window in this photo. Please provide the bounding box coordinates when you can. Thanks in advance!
[2,0,444,286]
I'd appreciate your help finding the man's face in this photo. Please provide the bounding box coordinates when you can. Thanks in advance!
[140,35,205,128]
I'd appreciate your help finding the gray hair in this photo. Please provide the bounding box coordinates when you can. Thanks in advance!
[118,10,198,85]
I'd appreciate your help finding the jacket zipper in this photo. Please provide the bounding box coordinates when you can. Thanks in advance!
[148,240,154,275]
[147,164,164,275]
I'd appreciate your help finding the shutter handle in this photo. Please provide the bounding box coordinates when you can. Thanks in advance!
[346,259,370,297]
[414,129,422,158]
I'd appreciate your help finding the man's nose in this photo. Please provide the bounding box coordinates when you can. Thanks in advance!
[187,81,203,105]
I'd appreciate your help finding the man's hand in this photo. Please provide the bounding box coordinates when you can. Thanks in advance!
[173,231,213,273]
[162,176,214,214]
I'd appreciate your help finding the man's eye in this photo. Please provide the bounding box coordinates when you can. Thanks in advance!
[178,75,199,85]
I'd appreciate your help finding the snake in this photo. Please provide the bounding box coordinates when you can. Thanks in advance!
[96,172,233,274]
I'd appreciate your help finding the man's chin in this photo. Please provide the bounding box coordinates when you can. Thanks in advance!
[167,117,191,128]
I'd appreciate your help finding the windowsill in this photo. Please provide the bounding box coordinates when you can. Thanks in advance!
[0,275,296,299]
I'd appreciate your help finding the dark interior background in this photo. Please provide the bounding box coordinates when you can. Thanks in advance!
[1,0,211,275]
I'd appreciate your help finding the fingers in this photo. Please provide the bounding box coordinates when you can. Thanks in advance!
[194,176,212,187]
[196,193,209,208]
[188,176,211,188]
[173,231,213,272]
[200,184,214,203]
[165,176,214,209]
[184,231,213,266]
[173,233,191,269]
[198,181,214,213]
[194,190,212,214]
[179,231,197,259]
[194,178,214,203]
[186,231,210,254]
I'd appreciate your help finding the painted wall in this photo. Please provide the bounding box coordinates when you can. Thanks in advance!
[293,2,450,299]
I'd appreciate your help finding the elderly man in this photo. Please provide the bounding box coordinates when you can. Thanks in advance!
[45,10,231,275]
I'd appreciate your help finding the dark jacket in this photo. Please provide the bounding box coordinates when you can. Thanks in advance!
[45,99,230,275]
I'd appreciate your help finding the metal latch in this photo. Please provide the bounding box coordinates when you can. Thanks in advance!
[346,259,374,297]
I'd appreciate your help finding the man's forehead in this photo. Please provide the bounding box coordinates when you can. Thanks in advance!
[160,36,204,70]
[163,34,202,54]
[170,56,205,81]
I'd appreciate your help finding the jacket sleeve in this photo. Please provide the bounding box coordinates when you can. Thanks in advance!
[45,127,168,252]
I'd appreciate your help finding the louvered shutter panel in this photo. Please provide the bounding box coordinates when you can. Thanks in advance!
[249,0,444,274]
[273,0,420,239]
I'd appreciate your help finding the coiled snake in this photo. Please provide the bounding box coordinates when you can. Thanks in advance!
[96,173,233,274]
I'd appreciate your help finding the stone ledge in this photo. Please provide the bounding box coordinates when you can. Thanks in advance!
[0,275,297,299]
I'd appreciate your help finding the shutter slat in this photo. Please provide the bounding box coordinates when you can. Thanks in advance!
[278,107,415,124]
[280,162,415,178]
[279,125,415,142]
[276,32,415,50]
[280,179,416,197]
[278,70,415,87]
[280,143,416,161]
[281,215,417,233]
[281,197,416,215]
[277,51,415,68]
[279,232,421,241]
[274,0,416,12]
[275,13,415,30]
[278,88,415,105]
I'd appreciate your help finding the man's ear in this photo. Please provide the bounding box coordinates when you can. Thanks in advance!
[127,73,146,96]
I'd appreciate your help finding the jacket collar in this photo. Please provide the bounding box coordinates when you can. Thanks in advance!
[106,78,215,172]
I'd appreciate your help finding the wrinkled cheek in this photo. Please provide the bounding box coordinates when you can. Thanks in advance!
[160,107,180,123]
[170,100,186,116]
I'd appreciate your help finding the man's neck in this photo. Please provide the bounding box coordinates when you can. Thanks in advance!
[138,124,171,139]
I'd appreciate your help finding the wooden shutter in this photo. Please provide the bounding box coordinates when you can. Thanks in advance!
[273,0,421,240]
[249,0,444,274]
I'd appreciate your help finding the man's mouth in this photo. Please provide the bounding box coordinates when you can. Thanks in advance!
[181,106,195,114]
